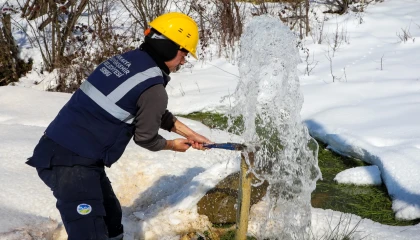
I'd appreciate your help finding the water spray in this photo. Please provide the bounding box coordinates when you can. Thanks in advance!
[229,15,321,239]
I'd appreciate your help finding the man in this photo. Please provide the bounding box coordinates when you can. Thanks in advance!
[27,12,210,240]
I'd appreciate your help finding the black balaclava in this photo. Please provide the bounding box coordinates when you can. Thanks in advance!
[139,29,179,76]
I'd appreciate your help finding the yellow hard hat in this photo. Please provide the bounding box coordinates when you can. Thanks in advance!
[149,12,199,59]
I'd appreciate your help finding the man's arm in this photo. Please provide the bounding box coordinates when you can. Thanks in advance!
[134,84,192,152]
[171,118,212,150]
[133,84,167,151]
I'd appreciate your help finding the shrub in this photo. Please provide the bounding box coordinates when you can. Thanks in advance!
[0,6,32,86]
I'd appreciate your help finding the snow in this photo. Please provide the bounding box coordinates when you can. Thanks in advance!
[1,0,420,239]
[334,166,382,186]
[299,0,420,221]
[0,86,243,239]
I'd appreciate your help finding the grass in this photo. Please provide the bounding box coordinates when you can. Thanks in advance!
[180,111,419,238]
[183,112,243,134]
[312,141,420,226]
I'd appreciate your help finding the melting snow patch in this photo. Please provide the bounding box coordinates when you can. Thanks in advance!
[334,166,382,186]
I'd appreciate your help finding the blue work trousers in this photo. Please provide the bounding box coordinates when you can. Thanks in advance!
[36,165,123,239]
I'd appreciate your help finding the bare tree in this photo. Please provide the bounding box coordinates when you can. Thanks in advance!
[120,0,170,30]
[250,0,269,16]
[187,0,244,59]
[324,0,350,15]
[274,0,311,40]
[52,0,138,93]
[218,0,243,49]
[152,0,243,60]
[188,1,210,59]
[0,2,32,86]
[0,10,19,85]
[20,0,88,71]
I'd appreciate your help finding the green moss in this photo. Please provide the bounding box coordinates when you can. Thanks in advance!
[312,141,419,226]
[181,112,419,230]
[183,112,243,134]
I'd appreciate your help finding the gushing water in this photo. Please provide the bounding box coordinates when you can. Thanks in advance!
[230,15,321,239]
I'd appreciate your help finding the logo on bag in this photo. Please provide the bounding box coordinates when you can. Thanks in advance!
[77,204,92,215]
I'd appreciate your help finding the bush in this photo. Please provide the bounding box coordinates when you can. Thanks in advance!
[0,10,32,86]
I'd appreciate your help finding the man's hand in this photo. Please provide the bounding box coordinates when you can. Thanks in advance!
[165,138,192,152]
[171,118,212,151]
[188,133,212,150]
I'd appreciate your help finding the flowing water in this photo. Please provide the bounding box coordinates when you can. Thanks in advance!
[230,15,321,239]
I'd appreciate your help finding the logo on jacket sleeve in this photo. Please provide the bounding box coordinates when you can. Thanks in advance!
[77,204,92,215]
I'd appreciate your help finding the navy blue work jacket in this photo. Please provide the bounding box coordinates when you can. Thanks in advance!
[44,49,167,167]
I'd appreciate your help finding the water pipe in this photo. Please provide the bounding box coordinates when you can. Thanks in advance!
[203,142,254,240]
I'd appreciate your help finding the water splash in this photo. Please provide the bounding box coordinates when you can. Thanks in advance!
[231,15,321,239]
